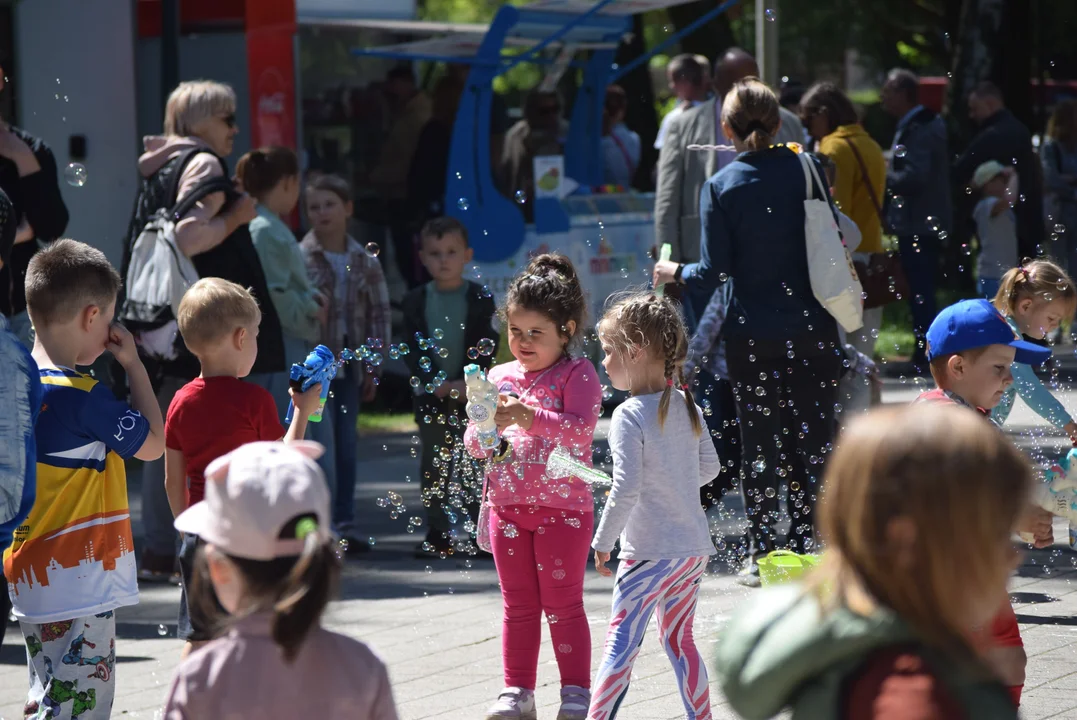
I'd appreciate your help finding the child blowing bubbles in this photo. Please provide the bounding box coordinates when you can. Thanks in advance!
[464,254,601,720]
[715,405,1028,719]
[990,260,1077,441]
[590,292,719,720]
[164,442,399,719]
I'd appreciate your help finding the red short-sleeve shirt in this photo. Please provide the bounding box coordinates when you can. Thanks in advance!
[165,377,286,506]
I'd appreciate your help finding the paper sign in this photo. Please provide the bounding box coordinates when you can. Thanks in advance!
[533,155,565,199]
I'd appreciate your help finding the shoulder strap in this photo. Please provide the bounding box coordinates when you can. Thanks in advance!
[163,147,214,208]
[842,137,885,223]
[170,176,235,222]
[799,151,826,201]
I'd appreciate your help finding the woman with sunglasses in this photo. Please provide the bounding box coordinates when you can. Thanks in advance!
[119,80,286,587]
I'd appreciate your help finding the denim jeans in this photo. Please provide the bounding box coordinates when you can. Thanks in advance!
[978,276,1002,301]
[897,234,939,363]
[329,378,361,528]
[6,311,33,349]
[139,375,185,558]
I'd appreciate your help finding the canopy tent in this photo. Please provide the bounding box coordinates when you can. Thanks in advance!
[351,0,745,262]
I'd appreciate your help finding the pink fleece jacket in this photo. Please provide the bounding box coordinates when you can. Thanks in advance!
[464,356,601,514]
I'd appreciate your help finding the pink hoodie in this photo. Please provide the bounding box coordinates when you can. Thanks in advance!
[464,356,601,514]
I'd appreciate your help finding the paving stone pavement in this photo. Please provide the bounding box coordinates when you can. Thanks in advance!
[5,379,1077,719]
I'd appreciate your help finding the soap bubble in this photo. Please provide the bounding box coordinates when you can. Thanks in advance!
[64,163,87,187]
[751,457,766,473]
[457,198,470,211]
[894,145,907,158]
[419,357,432,371]
[438,347,450,359]
[892,195,905,209]
[764,7,776,21]
[157,624,168,636]
[477,338,496,356]
[514,190,527,204]
[601,385,614,401]
[365,242,381,256]
[467,347,480,360]
[433,328,445,340]
[410,376,421,388]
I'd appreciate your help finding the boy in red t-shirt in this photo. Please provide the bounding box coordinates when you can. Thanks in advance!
[915,298,1055,706]
[165,278,322,658]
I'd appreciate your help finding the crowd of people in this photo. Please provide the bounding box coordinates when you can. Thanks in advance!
[0,39,1075,720]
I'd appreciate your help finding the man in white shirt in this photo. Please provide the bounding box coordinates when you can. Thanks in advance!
[653,54,712,151]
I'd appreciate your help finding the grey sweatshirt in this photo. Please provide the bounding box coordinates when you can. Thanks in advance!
[592,392,719,560]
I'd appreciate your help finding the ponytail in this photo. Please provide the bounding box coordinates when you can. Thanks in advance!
[195,513,341,662]
[236,146,299,200]
[993,258,1077,320]
[722,78,780,152]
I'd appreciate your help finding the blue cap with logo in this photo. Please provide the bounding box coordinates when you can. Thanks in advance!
[925,299,1051,365]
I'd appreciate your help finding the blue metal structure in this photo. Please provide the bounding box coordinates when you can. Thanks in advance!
[350,0,742,263]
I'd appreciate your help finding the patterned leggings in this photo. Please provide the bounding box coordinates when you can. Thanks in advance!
[588,557,711,720]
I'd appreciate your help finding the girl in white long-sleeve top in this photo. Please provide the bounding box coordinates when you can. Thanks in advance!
[588,292,719,720]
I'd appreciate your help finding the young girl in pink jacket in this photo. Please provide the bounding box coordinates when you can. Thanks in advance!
[465,254,601,720]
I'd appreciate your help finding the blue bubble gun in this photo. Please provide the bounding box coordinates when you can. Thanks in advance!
[285,344,337,423]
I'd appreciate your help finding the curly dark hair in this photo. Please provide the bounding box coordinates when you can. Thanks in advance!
[502,253,587,350]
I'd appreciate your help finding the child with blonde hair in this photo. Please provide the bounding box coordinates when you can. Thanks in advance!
[716,404,1028,718]
[465,254,601,720]
[589,292,719,720]
[165,278,322,660]
[990,259,1077,441]
[164,441,398,719]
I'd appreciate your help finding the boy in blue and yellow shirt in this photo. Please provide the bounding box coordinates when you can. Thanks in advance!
[4,239,164,719]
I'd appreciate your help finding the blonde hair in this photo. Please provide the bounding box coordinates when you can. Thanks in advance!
[178,278,261,355]
[25,239,122,328]
[598,291,702,435]
[993,258,1077,320]
[808,405,1031,655]
[721,77,780,152]
[164,80,237,137]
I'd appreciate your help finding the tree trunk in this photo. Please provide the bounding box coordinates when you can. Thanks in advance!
[617,14,659,190]
[946,0,1004,141]
[667,0,737,67]
[997,0,1034,130]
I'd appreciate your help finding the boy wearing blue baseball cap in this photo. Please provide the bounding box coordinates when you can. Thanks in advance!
[915,298,1053,707]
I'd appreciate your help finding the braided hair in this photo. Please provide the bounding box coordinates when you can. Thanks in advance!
[598,291,702,436]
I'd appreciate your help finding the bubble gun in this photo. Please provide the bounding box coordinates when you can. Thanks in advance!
[1021,448,1077,545]
[285,344,337,423]
[464,364,501,451]
[546,445,611,486]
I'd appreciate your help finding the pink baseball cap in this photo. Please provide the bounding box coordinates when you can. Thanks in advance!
[174,441,332,560]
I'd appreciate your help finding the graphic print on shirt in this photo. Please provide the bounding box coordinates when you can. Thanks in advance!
[3,368,147,622]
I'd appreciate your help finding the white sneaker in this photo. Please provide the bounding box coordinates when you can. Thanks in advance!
[557,685,591,719]
[486,687,537,720]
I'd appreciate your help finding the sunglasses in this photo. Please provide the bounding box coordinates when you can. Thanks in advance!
[220,114,237,129]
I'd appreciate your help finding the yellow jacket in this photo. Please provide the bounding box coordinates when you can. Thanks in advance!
[818,125,887,254]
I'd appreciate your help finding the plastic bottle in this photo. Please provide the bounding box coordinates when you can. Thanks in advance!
[464,364,500,451]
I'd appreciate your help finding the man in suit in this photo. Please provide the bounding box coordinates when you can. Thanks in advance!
[654,47,804,329]
[954,81,1044,263]
[881,68,952,370]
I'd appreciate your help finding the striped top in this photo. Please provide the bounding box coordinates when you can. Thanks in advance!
[3,367,148,623]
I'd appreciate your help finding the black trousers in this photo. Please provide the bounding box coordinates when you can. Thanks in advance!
[725,331,843,559]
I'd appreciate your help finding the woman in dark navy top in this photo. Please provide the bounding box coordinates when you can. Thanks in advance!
[655,78,844,586]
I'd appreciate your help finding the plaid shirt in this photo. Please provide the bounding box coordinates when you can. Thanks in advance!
[300,233,391,379]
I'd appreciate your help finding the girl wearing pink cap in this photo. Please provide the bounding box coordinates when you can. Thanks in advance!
[164,441,399,719]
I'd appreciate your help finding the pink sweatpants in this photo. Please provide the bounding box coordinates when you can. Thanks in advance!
[490,504,594,690]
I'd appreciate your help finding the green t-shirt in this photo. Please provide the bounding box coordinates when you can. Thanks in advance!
[424,282,469,381]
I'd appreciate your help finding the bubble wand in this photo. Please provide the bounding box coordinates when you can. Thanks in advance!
[545,445,611,486]
[654,243,672,297]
